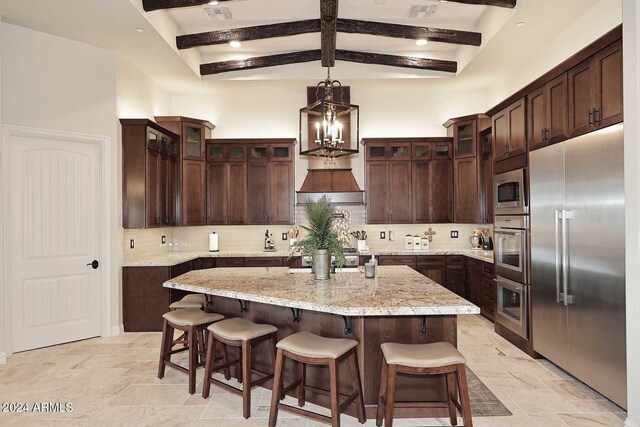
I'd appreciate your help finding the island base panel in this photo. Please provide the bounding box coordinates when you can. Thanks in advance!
[205,296,457,419]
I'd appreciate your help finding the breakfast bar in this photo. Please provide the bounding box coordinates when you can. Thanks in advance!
[163,265,480,418]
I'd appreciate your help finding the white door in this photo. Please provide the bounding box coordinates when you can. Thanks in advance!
[8,130,103,352]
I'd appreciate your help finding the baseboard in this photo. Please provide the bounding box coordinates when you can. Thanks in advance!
[0,351,6,364]
[110,324,124,336]
[626,418,640,427]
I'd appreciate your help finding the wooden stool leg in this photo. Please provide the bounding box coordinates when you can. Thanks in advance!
[349,349,367,424]
[268,348,286,427]
[297,361,306,407]
[456,364,473,427]
[384,364,397,427]
[329,359,341,427]
[236,346,243,384]
[446,372,458,426]
[202,330,216,399]
[188,325,197,394]
[376,358,388,427]
[221,342,231,380]
[242,340,252,419]
[157,319,173,379]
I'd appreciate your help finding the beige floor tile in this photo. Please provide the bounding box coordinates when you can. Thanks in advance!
[558,412,624,427]
[529,413,570,426]
[510,389,578,414]
[568,399,625,413]
[543,380,605,401]
[108,384,191,406]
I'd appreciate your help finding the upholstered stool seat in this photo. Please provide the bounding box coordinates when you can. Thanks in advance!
[268,332,366,427]
[158,308,224,394]
[162,308,223,327]
[376,341,473,427]
[203,318,278,419]
[380,342,465,368]
[276,331,357,359]
[169,294,207,310]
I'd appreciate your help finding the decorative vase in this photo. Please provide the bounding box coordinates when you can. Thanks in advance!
[313,250,330,280]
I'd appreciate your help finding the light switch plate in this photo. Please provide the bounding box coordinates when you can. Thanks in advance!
[380,231,386,239]
[450,231,459,238]
[282,233,288,241]
[130,239,135,249]
[161,235,166,244]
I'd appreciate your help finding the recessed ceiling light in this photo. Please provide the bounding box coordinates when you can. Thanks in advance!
[208,1,219,5]
[135,28,145,33]
[229,41,242,48]
[416,39,428,46]
[515,21,525,28]
[440,0,449,2]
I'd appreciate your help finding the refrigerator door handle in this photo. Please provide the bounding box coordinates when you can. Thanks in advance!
[555,210,565,303]
[562,210,575,305]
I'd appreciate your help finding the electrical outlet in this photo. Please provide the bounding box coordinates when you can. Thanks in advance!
[282,233,288,241]
[129,239,135,249]
[450,231,459,238]
[161,235,166,244]
[380,231,386,239]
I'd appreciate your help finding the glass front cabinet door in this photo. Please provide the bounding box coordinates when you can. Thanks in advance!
[182,123,204,160]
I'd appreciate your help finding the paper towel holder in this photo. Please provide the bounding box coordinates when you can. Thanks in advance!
[209,232,219,252]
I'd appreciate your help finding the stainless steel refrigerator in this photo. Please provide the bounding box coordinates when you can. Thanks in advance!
[530,123,626,409]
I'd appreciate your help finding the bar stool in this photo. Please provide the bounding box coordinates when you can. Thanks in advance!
[157,308,224,394]
[169,293,207,310]
[202,317,278,419]
[375,341,472,427]
[268,332,366,427]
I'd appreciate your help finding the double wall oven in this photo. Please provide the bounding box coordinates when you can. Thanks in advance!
[494,169,529,340]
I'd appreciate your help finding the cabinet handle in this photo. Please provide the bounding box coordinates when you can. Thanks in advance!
[588,109,594,126]
[454,148,458,157]
[593,108,600,126]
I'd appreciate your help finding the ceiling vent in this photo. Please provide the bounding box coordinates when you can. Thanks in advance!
[407,4,438,19]
[203,6,234,21]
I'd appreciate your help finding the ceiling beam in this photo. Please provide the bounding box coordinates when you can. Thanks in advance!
[335,50,457,73]
[444,0,516,8]
[320,0,338,67]
[200,50,321,75]
[336,19,481,46]
[177,20,320,50]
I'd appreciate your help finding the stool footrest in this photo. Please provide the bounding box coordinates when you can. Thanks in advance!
[277,402,332,424]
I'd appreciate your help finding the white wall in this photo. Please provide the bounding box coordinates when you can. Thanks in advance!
[0,23,119,353]
[171,78,489,190]
[116,58,172,120]
[623,1,640,424]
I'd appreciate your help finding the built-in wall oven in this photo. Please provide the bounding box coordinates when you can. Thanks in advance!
[494,214,530,339]
[494,169,528,215]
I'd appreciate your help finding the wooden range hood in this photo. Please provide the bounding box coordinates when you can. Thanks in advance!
[297,168,364,205]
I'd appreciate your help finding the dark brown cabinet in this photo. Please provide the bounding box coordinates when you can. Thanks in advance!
[417,256,447,287]
[121,119,180,229]
[207,139,295,225]
[444,115,491,224]
[568,39,623,138]
[446,263,466,297]
[528,74,569,151]
[156,116,215,226]
[413,142,453,223]
[479,129,493,224]
[364,138,452,224]
[492,98,526,166]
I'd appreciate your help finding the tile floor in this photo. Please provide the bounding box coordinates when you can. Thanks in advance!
[0,315,626,426]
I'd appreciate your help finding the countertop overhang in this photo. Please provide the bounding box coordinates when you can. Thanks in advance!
[163,265,480,317]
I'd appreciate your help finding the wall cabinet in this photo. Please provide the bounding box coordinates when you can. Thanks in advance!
[479,129,493,224]
[528,74,569,151]
[364,138,452,224]
[121,119,179,229]
[156,116,215,226]
[492,98,527,168]
[444,115,491,224]
[207,139,295,225]
[568,39,623,138]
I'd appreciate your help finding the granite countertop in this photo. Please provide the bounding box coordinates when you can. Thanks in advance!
[163,265,480,317]
[123,249,494,267]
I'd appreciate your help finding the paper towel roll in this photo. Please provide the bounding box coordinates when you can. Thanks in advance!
[209,232,219,252]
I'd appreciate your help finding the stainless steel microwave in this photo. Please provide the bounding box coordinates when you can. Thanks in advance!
[494,169,528,215]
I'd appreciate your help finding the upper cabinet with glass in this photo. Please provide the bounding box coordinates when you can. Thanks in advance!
[155,116,216,161]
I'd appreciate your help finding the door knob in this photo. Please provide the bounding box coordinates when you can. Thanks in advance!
[87,260,99,269]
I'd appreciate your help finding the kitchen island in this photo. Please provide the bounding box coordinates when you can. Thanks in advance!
[163,265,480,418]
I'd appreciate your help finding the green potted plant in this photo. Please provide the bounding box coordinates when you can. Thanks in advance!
[293,195,346,279]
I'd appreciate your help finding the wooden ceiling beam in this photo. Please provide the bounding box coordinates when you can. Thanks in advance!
[320,0,339,67]
[200,50,321,75]
[444,0,516,8]
[177,20,320,50]
[336,19,481,46]
[143,0,218,12]
[335,50,457,73]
